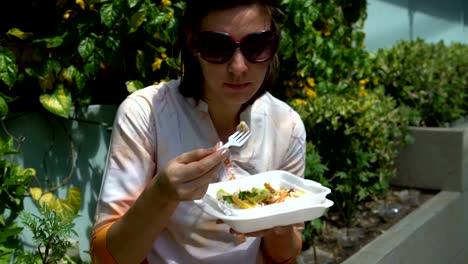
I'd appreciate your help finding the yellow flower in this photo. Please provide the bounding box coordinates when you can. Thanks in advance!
[306,77,316,88]
[161,53,167,59]
[305,88,317,99]
[161,0,171,8]
[358,86,368,97]
[297,71,305,78]
[373,79,379,85]
[293,98,307,106]
[76,0,86,10]
[359,78,369,86]
[63,10,71,19]
[152,58,163,71]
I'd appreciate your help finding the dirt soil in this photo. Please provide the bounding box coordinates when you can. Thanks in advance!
[297,186,437,264]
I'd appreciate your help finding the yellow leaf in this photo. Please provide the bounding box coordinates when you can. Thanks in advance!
[39,192,56,208]
[65,187,81,214]
[29,188,42,201]
[53,199,72,215]
[22,168,36,177]
[39,84,72,118]
[7,28,34,40]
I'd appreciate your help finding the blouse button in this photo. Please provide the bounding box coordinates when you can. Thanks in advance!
[224,159,230,165]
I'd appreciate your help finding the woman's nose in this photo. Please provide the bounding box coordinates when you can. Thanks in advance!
[228,48,248,74]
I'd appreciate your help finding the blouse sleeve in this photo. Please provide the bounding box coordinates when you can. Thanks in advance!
[92,94,157,233]
[278,111,306,178]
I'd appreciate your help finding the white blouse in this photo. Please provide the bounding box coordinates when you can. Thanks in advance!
[93,79,306,263]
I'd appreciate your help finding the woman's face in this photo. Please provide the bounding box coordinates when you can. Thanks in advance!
[197,5,272,109]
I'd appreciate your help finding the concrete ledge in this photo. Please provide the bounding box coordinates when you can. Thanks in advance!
[343,191,468,264]
[393,126,468,191]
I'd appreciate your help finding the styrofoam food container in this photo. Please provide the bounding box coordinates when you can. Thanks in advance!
[194,170,333,233]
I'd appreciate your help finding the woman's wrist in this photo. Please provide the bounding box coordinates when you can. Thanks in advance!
[262,226,302,263]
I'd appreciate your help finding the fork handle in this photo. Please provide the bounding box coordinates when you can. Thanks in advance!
[219,142,231,149]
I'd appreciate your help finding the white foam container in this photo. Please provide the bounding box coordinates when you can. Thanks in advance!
[194,170,333,233]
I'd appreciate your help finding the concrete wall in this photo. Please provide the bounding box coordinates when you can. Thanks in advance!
[343,191,468,264]
[365,0,468,51]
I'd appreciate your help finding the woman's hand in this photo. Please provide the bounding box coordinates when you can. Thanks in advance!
[154,142,229,202]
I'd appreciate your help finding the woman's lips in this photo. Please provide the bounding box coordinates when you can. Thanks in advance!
[224,83,251,90]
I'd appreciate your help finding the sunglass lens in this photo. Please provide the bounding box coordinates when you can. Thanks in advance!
[197,32,235,64]
[241,31,279,63]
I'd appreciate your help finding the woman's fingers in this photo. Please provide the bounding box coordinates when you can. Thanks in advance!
[177,148,228,182]
[180,163,223,199]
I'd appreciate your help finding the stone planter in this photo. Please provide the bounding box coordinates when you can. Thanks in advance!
[4,105,118,262]
[392,124,468,192]
[343,191,468,264]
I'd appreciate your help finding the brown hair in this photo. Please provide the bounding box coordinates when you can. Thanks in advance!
[178,0,282,106]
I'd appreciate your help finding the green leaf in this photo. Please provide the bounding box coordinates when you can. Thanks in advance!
[75,71,87,91]
[129,9,147,33]
[0,96,9,119]
[62,65,78,83]
[78,37,96,61]
[128,0,142,8]
[126,80,144,93]
[136,50,145,78]
[0,47,18,88]
[84,55,101,77]
[6,28,34,40]
[101,3,120,28]
[33,32,68,48]
[39,84,72,118]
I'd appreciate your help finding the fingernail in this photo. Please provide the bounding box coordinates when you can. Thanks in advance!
[218,147,229,155]
[214,141,222,150]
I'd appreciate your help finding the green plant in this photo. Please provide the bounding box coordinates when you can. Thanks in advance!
[15,187,82,264]
[371,39,468,127]
[0,0,184,118]
[277,0,372,100]
[0,120,35,262]
[292,87,414,227]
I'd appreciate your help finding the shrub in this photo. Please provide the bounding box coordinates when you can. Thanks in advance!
[371,39,468,127]
[291,86,414,226]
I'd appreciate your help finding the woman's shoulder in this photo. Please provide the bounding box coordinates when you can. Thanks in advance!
[116,79,182,116]
[128,79,181,101]
[259,92,302,120]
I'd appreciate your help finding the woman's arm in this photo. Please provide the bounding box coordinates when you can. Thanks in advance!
[106,147,228,263]
[91,97,228,263]
[261,225,302,263]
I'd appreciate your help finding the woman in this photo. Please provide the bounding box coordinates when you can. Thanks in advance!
[91,0,306,263]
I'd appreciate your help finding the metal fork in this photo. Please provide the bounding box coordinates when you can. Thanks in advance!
[219,130,251,149]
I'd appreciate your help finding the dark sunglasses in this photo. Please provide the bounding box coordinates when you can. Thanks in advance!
[196,30,280,64]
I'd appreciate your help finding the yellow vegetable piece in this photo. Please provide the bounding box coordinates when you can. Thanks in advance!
[232,195,254,209]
